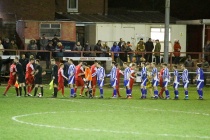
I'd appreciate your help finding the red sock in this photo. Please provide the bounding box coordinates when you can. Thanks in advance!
[92,87,96,96]
[74,88,77,93]
[80,87,84,95]
[159,88,165,96]
[61,87,64,96]
[4,85,11,94]
[27,86,31,93]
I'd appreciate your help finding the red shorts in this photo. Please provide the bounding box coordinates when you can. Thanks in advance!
[58,82,64,89]
[8,78,16,85]
[26,76,34,85]
[75,77,84,86]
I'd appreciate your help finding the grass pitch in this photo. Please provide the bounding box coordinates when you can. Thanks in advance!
[0,85,210,140]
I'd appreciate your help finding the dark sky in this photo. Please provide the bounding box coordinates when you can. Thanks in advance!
[108,0,210,20]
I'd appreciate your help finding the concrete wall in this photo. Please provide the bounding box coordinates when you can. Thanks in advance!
[86,23,187,55]
[16,20,76,49]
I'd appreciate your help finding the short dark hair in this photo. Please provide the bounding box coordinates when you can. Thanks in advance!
[173,65,177,69]
[97,61,101,65]
[30,58,34,61]
[69,59,73,62]
[83,62,87,66]
[197,63,202,68]
[59,63,64,67]
[36,59,40,63]
[15,56,19,60]
[112,61,116,65]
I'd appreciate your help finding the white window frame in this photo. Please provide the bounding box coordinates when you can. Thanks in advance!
[151,27,171,42]
[67,0,78,12]
[39,23,61,38]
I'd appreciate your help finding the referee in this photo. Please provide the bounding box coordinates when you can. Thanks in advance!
[51,59,58,98]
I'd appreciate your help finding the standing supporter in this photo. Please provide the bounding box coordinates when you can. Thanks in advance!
[75,61,85,96]
[135,40,145,66]
[8,40,18,55]
[154,39,161,65]
[25,58,35,96]
[3,61,19,96]
[33,59,46,97]
[51,59,58,98]
[68,59,76,98]
[14,57,27,96]
[52,34,60,49]
[57,63,68,97]
[145,38,154,63]
[96,61,105,98]
[173,40,181,64]
[40,34,48,50]
[27,39,37,58]
[195,63,205,100]
[74,42,83,57]
[0,39,4,55]
[94,40,102,57]
[91,61,98,97]
[111,42,120,63]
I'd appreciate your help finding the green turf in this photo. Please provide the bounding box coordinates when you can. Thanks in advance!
[0,85,210,140]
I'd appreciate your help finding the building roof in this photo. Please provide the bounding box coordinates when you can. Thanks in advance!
[55,11,179,23]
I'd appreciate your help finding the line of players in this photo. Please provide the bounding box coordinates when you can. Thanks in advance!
[3,56,205,100]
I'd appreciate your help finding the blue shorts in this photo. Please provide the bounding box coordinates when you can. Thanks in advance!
[197,81,204,89]
[183,82,189,88]
[97,79,104,87]
[141,78,147,86]
[173,83,179,89]
[152,80,159,87]
[163,81,169,87]
[68,76,75,84]
[110,79,117,87]
[124,80,130,87]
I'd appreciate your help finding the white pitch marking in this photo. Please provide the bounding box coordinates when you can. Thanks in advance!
[11,110,210,139]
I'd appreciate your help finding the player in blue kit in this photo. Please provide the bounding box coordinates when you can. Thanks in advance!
[181,64,189,100]
[195,63,204,100]
[151,63,159,99]
[162,63,170,99]
[96,61,105,98]
[173,65,179,100]
[123,62,132,98]
[68,59,76,98]
[140,62,147,99]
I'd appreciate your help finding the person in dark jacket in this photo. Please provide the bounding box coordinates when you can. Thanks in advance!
[145,38,154,63]
[94,40,102,57]
[19,54,29,73]
[0,56,11,85]
[83,41,91,57]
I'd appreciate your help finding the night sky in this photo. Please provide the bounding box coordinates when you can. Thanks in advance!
[108,0,210,20]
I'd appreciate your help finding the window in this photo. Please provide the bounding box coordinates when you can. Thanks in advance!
[67,0,78,12]
[151,28,171,41]
[40,23,61,38]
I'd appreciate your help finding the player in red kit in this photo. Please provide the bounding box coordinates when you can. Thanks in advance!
[158,63,165,98]
[129,63,136,96]
[25,58,35,96]
[58,63,68,97]
[75,61,85,96]
[91,60,98,97]
[115,63,123,97]
[3,61,19,96]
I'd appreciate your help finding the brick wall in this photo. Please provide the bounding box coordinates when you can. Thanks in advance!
[0,0,55,21]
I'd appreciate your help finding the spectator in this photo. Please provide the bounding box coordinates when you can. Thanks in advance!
[19,54,29,73]
[40,34,48,50]
[57,42,64,52]
[202,58,209,68]
[184,55,194,84]
[173,40,181,64]
[83,41,91,57]
[103,42,110,57]
[94,40,102,57]
[154,39,161,65]
[0,56,11,85]
[135,40,145,65]
[8,40,18,55]
[27,39,38,58]
[3,38,9,55]
[74,42,83,57]
[119,41,127,63]
[0,39,4,55]
[126,41,133,63]
[111,42,120,63]
[52,34,60,48]
[118,38,124,65]
[145,38,154,63]
[204,40,210,62]
[45,41,54,69]
[100,44,108,57]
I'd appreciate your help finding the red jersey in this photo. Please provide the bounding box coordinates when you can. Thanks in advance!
[58,68,64,83]
[159,68,164,86]
[116,68,123,81]
[130,68,135,81]
[91,64,97,80]
[75,65,84,80]
[26,63,34,78]
[9,64,17,79]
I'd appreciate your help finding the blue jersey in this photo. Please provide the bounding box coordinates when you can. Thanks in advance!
[141,66,147,80]
[182,69,189,82]
[196,68,204,81]
[107,66,117,80]
[124,67,131,81]
[97,66,105,80]
[163,67,170,81]
[173,70,179,83]
[152,67,158,81]
[68,64,75,77]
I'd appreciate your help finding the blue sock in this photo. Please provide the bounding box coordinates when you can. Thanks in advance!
[175,90,179,97]
[197,90,201,96]
[127,89,131,95]
[113,89,117,96]
[154,90,158,96]
[100,88,103,96]
[165,90,169,97]
[185,90,188,96]
[200,90,203,97]
[71,88,74,96]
